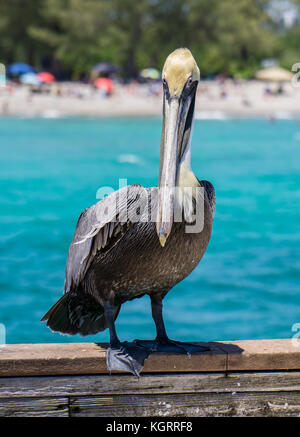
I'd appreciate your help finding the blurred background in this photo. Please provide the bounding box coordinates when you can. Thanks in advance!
[1,0,300,78]
[0,0,300,345]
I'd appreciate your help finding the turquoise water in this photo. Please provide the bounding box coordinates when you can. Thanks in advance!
[1,116,300,344]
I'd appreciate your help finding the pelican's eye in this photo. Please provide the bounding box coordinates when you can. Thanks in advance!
[162,77,170,101]
[186,76,193,87]
[182,75,196,99]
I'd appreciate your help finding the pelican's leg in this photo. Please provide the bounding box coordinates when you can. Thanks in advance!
[104,301,121,348]
[104,301,150,377]
[135,294,210,354]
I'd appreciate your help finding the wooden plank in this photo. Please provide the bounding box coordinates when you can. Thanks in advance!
[0,342,226,376]
[0,397,69,417]
[0,372,300,400]
[0,373,226,398]
[0,339,299,377]
[2,372,300,398]
[0,343,107,377]
[224,339,300,371]
[2,389,300,417]
[69,391,300,417]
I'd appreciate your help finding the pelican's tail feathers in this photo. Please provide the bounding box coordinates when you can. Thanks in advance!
[41,292,120,337]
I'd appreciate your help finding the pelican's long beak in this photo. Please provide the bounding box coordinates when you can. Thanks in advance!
[157,97,181,247]
[157,49,199,247]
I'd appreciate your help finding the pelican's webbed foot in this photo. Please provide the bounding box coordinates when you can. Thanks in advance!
[106,341,151,378]
[134,338,210,355]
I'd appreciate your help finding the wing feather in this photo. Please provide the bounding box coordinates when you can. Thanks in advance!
[64,184,146,292]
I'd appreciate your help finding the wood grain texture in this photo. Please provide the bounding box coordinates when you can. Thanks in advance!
[224,339,300,371]
[2,372,300,398]
[1,340,300,417]
[0,397,69,417]
[0,342,227,377]
[0,339,299,377]
[69,392,300,417]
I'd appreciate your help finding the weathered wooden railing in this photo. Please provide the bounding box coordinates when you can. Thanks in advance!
[1,339,300,416]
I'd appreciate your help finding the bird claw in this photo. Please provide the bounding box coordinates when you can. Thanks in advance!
[106,341,151,377]
[134,338,210,355]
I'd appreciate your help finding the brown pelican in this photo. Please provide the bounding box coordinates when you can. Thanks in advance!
[42,48,216,376]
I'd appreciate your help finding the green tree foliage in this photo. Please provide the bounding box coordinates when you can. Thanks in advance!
[188,0,280,76]
[278,0,300,69]
[0,0,46,65]
[29,0,111,77]
[0,0,298,78]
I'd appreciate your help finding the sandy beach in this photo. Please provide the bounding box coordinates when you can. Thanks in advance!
[0,79,299,119]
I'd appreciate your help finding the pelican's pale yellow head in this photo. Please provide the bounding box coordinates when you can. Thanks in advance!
[162,48,200,98]
[157,48,200,247]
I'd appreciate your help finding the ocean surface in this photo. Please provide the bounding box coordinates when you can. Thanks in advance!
[1,116,300,345]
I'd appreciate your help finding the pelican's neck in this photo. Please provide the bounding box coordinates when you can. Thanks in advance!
[177,160,198,191]
[177,118,198,190]
[176,117,200,224]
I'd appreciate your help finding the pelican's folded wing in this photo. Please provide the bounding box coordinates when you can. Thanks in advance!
[199,180,216,218]
[64,184,148,292]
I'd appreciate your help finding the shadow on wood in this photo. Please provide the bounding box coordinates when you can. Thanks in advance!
[96,340,244,376]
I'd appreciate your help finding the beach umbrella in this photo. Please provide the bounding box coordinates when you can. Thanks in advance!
[94,77,113,93]
[7,62,35,76]
[140,68,161,80]
[255,66,293,82]
[37,72,56,83]
[20,72,41,85]
[91,62,118,75]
